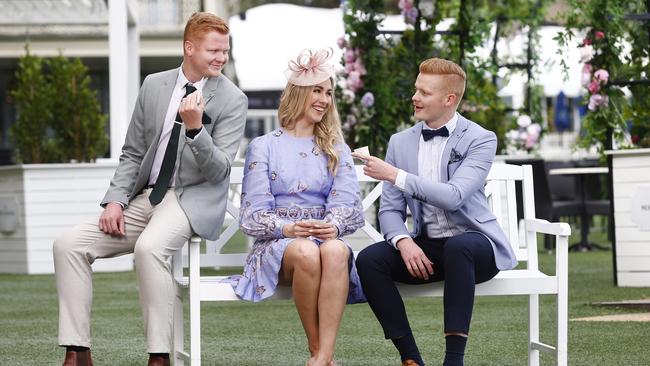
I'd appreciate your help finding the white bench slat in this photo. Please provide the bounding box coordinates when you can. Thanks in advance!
[176,269,558,301]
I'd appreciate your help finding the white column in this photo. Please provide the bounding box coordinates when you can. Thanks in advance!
[108,0,129,160]
[127,1,140,119]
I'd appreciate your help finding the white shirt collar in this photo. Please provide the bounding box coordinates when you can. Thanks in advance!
[177,64,207,91]
[422,112,458,135]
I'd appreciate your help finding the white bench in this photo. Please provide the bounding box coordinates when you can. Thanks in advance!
[172,163,570,366]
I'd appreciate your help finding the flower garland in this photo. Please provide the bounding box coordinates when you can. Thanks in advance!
[337,36,375,135]
[558,0,649,151]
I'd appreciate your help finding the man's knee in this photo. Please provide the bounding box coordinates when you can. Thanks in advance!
[53,227,83,260]
[355,241,386,274]
[443,236,477,265]
[443,240,471,262]
[134,237,165,264]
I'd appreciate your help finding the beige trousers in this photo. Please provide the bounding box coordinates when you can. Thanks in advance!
[53,188,192,353]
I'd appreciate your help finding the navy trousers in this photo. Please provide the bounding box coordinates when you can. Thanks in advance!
[356,232,499,338]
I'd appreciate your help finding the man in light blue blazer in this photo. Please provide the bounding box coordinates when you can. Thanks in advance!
[352,58,517,366]
[53,13,247,366]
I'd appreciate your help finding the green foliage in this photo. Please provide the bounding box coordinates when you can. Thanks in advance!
[10,51,55,164]
[10,51,108,163]
[338,0,552,156]
[558,0,649,151]
[48,56,108,162]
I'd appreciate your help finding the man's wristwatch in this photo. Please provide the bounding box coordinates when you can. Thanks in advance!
[185,127,201,139]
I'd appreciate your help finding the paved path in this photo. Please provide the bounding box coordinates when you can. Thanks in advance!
[571,313,650,322]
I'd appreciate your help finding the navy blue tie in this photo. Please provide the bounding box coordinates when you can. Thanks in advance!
[421,126,449,141]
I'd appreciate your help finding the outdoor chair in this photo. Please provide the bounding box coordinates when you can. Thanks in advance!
[506,158,582,250]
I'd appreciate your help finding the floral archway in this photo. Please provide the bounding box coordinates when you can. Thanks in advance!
[335,0,553,157]
[557,0,649,152]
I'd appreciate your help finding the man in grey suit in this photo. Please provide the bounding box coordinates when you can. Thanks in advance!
[53,12,247,366]
[352,58,517,366]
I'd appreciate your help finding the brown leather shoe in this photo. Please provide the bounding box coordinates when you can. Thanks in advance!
[402,360,420,366]
[62,350,93,366]
[147,355,170,366]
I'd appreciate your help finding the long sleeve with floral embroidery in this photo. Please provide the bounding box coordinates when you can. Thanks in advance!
[323,144,365,237]
[239,136,291,239]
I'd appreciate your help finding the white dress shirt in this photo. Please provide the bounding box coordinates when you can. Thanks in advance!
[390,113,463,249]
[148,67,207,186]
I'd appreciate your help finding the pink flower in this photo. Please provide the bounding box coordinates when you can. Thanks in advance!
[588,80,601,94]
[594,31,605,40]
[337,36,347,50]
[347,71,363,91]
[353,60,367,75]
[582,63,593,74]
[582,37,592,46]
[524,134,538,149]
[527,123,542,135]
[399,0,414,10]
[594,69,609,84]
[588,94,609,111]
[344,49,356,63]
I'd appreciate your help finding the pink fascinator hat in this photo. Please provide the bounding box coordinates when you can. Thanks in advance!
[284,48,335,86]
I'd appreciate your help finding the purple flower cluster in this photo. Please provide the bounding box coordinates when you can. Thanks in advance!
[398,0,418,25]
[337,36,375,133]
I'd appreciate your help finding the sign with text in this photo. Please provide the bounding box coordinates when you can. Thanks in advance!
[631,187,650,231]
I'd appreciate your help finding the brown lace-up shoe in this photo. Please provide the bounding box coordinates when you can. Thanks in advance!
[147,355,170,366]
[62,350,93,366]
[402,360,421,366]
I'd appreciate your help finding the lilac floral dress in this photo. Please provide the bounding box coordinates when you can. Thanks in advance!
[228,128,366,304]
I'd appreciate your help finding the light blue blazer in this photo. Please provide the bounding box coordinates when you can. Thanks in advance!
[378,115,518,270]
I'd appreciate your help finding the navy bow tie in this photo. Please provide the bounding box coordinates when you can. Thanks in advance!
[422,126,449,141]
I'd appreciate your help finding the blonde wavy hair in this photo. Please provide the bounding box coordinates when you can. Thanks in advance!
[277,77,343,175]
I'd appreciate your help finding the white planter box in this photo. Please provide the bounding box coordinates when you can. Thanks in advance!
[0,162,133,274]
[606,148,650,287]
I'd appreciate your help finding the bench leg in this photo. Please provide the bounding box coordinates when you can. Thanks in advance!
[172,243,185,366]
[556,235,569,366]
[189,236,202,366]
[528,294,540,366]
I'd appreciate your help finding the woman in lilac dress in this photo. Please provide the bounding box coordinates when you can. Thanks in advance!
[229,48,365,366]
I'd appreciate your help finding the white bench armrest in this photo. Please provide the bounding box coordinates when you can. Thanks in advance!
[525,218,571,236]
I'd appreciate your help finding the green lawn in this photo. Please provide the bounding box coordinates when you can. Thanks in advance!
[1,232,649,365]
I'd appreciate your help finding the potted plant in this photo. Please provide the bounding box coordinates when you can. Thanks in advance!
[0,49,131,274]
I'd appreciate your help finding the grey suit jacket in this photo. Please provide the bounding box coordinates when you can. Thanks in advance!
[101,67,248,241]
[378,115,518,270]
